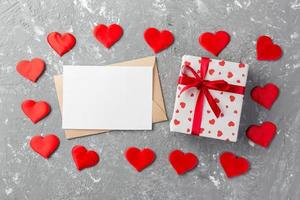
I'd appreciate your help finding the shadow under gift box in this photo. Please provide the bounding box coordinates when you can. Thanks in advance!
[170,55,249,142]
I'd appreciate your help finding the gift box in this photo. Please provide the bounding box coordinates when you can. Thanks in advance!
[170,55,249,142]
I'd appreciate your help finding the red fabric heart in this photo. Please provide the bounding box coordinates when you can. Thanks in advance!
[251,83,279,110]
[16,58,45,82]
[144,27,174,53]
[93,24,123,48]
[21,100,51,123]
[199,31,230,56]
[256,35,282,61]
[125,147,156,172]
[30,134,60,159]
[169,150,198,175]
[220,152,250,178]
[47,32,76,56]
[72,145,99,171]
[246,121,277,148]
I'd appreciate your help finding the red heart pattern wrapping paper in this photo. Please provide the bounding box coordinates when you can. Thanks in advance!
[170,55,249,142]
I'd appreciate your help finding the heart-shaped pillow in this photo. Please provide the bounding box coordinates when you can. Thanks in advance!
[256,35,282,61]
[220,152,250,178]
[21,100,51,123]
[169,150,198,175]
[16,58,45,82]
[93,24,123,48]
[30,134,60,158]
[72,145,99,171]
[251,83,279,110]
[199,31,230,56]
[144,27,174,53]
[47,32,76,56]
[125,147,156,172]
[246,121,277,148]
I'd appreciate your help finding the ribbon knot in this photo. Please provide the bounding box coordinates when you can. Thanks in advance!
[178,57,245,135]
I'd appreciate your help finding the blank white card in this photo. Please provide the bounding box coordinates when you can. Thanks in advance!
[62,65,153,130]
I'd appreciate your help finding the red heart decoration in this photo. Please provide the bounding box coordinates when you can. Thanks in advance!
[180,102,186,109]
[173,119,180,125]
[256,35,282,61]
[220,152,250,178]
[47,32,76,56]
[21,100,51,123]
[30,134,60,159]
[251,83,279,110]
[144,27,174,53]
[199,31,230,56]
[125,147,156,172]
[72,145,99,171]
[246,121,277,148]
[228,121,235,127]
[16,58,45,82]
[93,24,123,48]
[169,150,198,175]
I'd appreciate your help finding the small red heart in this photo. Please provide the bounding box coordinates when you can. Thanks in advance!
[16,58,45,82]
[229,95,235,102]
[125,147,156,172]
[188,117,192,122]
[175,109,179,113]
[220,152,250,178]
[72,145,99,171]
[144,27,174,53]
[21,100,51,123]
[199,128,205,134]
[47,32,76,56]
[227,72,233,78]
[246,121,277,148]
[208,69,215,75]
[239,63,245,68]
[30,134,60,159]
[219,60,225,66]
[169,150,198,175]
[228,121,235,127]
[256,35,282,61]
[174,119,180,125]
[209,119,215,125]
[180,102,186,109]
[251,83,279,110]
[93,24,123,48]
[217,130,223,137]
[199,31,230,56]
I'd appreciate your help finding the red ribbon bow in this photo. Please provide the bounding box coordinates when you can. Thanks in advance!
[178,57,245,135]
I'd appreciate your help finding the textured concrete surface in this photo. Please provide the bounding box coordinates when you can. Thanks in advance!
[0,0,300,199]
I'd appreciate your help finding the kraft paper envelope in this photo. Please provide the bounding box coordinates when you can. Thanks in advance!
[54,56,168,139]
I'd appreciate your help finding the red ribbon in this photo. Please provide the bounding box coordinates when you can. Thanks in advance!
[178,57,245,135]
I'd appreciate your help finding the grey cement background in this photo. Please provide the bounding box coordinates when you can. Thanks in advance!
[0,0,300,199]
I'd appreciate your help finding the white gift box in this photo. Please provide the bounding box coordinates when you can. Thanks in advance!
[170,55,249,142]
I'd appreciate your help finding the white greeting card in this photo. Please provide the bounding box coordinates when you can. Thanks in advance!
[62,65,153,130]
